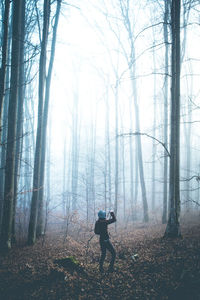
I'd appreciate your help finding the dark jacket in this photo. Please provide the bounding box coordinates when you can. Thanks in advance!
[94,214,116,241]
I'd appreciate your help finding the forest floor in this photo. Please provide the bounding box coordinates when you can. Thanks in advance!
[0,218,200,300]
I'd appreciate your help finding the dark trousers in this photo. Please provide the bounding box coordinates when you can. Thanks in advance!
[99,239,116,269]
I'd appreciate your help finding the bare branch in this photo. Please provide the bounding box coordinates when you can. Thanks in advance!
[118,132,170,157]
[182,199,200,206]
[180,175,200,182]
[134,22,167,42]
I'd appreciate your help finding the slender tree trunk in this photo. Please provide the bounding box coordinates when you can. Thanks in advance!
[182,73,192,211]
[37,0,61,236]
[62,138,67,220]
[28,0,50,245]
[104,127,107,213]
[86,175,89,226]
[162,1,170,224]
[0,0,10,138]
[164,0,181,238]
[0,28,11,231]
[105,89,112,210]
[71,92,79,211]
[0,69,9,231]
[12,0,26,243]
[114,80,119,218]
[152,38,157,212]
[91,121,96,221]
[43,118,51,238]
[130,67,149,222]
[135,122,149,223]
[134,147,139,217]
[129,97,134,219]
[121,131,126,220]
[185,112,191,209]
[0,0,22,251]
[119,0,149,222]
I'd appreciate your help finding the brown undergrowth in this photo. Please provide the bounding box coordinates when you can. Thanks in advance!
[0,220,200,300]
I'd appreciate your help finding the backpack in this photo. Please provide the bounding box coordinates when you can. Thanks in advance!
[94,221,100,235]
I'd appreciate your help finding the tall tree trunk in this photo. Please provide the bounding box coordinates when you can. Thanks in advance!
[87,112,96,223]
[43,119,51,237]
[71,91,79,211]
[0,28,11,231]
[130,68,149,222]
[0,0,10,139]
[121,131,126,220]
[119,0,149,222]
[85,160,89,226]
[182,70,192,211]
[162,0,170,224]
[114,80,119,218]
[62,138,67,219]
[37,0,61,237]
[185,107,191,209]
[105,89,112,211]
[152,38,157,212]
[119,103,126,220]
[28,0,50,245]
[12,0,26,243]
[134,147,139,217]
[0,68,9,231]
[164,0,181,238]
[0,0,22,251]
[129,96,134,219]
[104,123,108,213]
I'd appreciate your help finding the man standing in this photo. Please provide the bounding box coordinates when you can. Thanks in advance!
[94,210,116,273]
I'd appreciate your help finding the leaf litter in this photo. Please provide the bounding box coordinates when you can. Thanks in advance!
[0,222,199,299]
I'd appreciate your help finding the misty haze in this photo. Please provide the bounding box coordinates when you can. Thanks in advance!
[0,0,199,299]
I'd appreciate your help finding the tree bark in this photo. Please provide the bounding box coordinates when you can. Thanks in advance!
[130,67,149,223]
[71,91,79,211]
[0,0,10,139]
[0,0,22,251]
[129,95,134,219]
[12,0,26,243]
[0,66,9,231]
[162,0,170,224]
[164,0,181,238]
[37,0,61,237]
[28,0,50,245]
[118,0,149,222]
[105,88,112,211]
[152,35,157,212]
[114,80,119,219]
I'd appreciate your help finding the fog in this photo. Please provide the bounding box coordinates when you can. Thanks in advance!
[1,0,200,244]
[32,0,198,227]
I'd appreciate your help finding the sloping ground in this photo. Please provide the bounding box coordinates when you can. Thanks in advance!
[0,222,200,300]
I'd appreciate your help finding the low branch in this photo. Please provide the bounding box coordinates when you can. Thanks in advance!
[182,199,200,206]
[180,175,200,182]
[118,132,170,157]
[181,121,200,124]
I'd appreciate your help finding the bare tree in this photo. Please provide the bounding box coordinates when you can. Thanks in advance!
[12,0,26,243]
[37,0,62,237]
[118,0,149,222]
[0,0,11,139]
[28,0,51,245]
[164,0,181,238]
[71,90,80,211]
[0,0,23,251]
[162,0,170,224]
